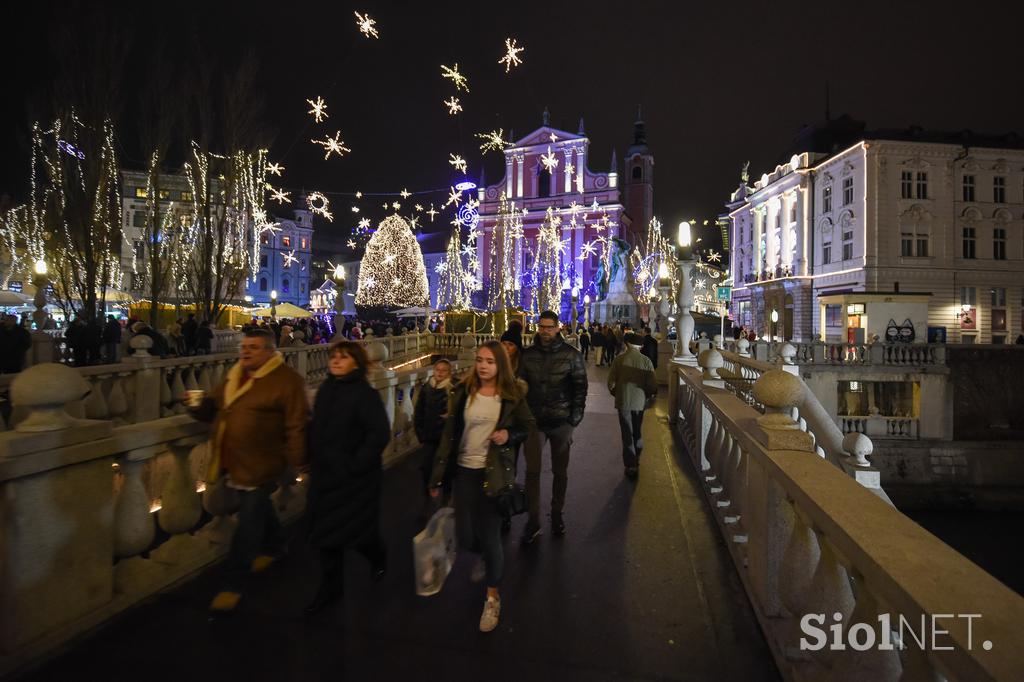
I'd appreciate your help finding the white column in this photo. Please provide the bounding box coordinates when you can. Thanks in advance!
[564,147,573,193]
[505,154,513,197]
[781,194,792,269]
[576,145,586,193]
[516,154,525,198]
[795,185,806,275]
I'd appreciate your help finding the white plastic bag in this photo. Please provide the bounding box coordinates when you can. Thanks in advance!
[413,506,456,596]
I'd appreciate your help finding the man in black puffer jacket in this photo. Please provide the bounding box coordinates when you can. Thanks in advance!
[413,359,453,494]
[518,310,587,543]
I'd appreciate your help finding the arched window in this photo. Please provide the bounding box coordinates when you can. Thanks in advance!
[259,277,268,292]
[632,165,642,180]
[282,278,290,293]
[537,167,551,198]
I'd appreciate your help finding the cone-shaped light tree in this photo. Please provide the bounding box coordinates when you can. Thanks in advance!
[438,226,469,310]
[355,214,429,308]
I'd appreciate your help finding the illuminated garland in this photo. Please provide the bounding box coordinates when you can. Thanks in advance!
[486,193,522,311]
[437,227,469,310]
[355,214,429,307]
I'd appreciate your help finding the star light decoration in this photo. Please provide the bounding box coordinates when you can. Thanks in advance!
[306,96,328,122]
[358,218,371,230]
[354,11,379,38]
[312,131,351,160]
[427,204,438,221]
[706,249,723,263]
[266,162,284,176]
[400,189,411,199]
[306,192,333,222]
[392,201,402,211]
[445,187,462,208]
[282,250,299,268]
[351,206,360,213]
[347,239,357,249]
[448,154,468,173]
[476,129,508,154]
[695,278,707,290]
[414,203,424,212]
[440,64,469,92]
[498,38,525,73]
[444,97,463,115]
[540,146,559,172]
[268,187,292,205]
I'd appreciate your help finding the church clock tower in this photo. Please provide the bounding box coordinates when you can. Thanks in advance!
[622,105,654,247]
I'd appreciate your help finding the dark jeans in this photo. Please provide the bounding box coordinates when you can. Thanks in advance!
[317,538,386,599]
[524,423,574,526]
[454,466,504,586]
[618,408,645,468]
[224,483,283,589]
[581,345,589,361]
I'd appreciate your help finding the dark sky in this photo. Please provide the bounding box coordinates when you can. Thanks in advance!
[4,0,1024,247]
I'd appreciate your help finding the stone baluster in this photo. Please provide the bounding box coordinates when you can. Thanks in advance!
[197,364,212,393]
[157,437,206,536]
[160,369,174,416]
[113,446,159,559]
[107,372,130,424]
[804,534,856,667]
[83,375,110,419]
[812,342,826,364]
[723,439,747,541]
[170,368,187,414]
[827,571,902,681]
[183,365,199,394]
[779,503,822,660]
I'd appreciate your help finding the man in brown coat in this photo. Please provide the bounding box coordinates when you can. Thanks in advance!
[193,328,309,612]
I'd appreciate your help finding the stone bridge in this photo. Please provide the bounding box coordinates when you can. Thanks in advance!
[1,336,1021,681]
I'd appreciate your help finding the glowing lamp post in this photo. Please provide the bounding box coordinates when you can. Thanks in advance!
[32,259,48,330]
[332,264,347,315]
[674,222,697,362]
[771,308,779,342]
[583,294,591,326]
[270,289,278,321]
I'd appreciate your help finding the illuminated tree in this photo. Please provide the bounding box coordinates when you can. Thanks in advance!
[438,227,469,310]
[486,193,522,311]
[355,214,429,308]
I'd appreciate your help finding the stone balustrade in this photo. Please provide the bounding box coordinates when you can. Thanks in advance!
[667,359,1024,681]
[725,339,947,368]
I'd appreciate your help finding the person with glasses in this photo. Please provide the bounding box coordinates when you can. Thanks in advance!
[517,310,588,542]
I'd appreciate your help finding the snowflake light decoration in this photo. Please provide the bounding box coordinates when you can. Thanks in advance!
[449,154,467,173]
[706,249,722,263]
[540,146,559,171]
[476,129,507,154]
[351,206,360,213]
[355,191,362,199]
[268,187,292,205]
[435,261,447,274]
[347,239,357,249]
[260,222,282,236]
[358,218,371,230]
[306,192,333,221]
[498,38,525,73]
[392,201,401,211]
[564,163,575,176]
[306,96,328,122]
[445,187,462,207]
[266,162,284,176]
[549,132,558,142]
[427,205,438,221]
[282,250,299,268]
[440,64,469,92]
[444,97,463,115]
[312,131,351,160]
[695,278,707,290]
[354,11,379,38]
[414,203,423,212]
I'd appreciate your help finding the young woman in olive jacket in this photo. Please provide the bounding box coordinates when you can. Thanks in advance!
[429,340,535,632]
[305,341,391,614]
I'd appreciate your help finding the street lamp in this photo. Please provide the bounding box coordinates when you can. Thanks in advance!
[675,221,697,362]
[570,287,579,332]
[583,294,590,326]
[332,264,347,316]
[270,289,278,321]
[771,308,779,342]
[32,259,48,330]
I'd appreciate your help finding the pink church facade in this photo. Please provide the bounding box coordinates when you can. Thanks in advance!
[474,111,653,318]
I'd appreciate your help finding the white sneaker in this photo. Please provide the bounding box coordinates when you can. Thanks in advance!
[470,558,486,583]
[479,596,501,632]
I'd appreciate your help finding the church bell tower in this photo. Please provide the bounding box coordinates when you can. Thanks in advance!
[623,105,654,247]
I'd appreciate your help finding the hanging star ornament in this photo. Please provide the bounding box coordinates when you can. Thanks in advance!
[306,192,333,221]
[268,187,292,205]
[449,154,468,173]
[540,146,559,172]
[358,218,371,230]
[282,250,299,268]
[427,205,438,221]
[444,97,463,115]
[392,201,402,211]
[498,38,525,73]
[706,249,723,263]
[306,96,328,122]
[266,162,284,176]
[440,64,469,92]
[476,129,507,154]
[400,189,411,199]
[312,131,351,160]
[445,187,462,207]
[351,206,360,213]
[354,11,379,38]
[347,239,357,249]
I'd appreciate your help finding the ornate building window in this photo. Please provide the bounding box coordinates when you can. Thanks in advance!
[994,176,1006,203]
[823,241,832,265]
[993,228,1007,260]
[900,171,913,199]
[901,232,914,257]
[259,277,268,292]
[842,229,854,261]
[842,177,854,206]
[823,186,832,213]
[282,278,290,293]
[962,175,975,202]
[632,166,642,180]
[260,254,268,267]
[915,172,928,199]
[962,227,976,259]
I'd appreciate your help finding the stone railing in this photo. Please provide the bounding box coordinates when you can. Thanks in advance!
[667,359,1024,681]
[840,415,919,439]
[724,339,946,368]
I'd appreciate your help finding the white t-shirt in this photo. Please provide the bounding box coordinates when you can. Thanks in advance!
[458,393,502,469]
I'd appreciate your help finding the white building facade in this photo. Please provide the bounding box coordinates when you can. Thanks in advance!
[728,133,1024,344]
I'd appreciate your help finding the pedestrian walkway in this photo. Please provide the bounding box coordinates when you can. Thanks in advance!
[20,363,777,682]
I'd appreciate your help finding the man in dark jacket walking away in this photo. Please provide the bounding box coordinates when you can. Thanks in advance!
[102,315,121,363]
[413,359,453,501]
[0,314,31,374]
[608,333,658,479]
[641,326,659,369]
[182,313,198,356]
[518,310,587,542]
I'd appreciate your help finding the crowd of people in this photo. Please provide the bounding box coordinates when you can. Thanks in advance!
[187,309,661,634]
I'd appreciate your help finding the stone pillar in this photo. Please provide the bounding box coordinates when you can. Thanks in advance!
[515,153,525,198]
[698,348,725,389]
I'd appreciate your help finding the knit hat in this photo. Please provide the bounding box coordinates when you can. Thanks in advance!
[499,328,523,352]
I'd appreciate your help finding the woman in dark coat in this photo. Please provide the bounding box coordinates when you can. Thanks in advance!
[305,341,391,614]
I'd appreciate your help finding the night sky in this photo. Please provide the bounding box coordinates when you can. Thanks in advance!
[3,0,1024,248]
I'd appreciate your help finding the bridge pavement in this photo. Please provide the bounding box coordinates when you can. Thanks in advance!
[20,362,777,682]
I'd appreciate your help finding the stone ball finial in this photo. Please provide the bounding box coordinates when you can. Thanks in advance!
[11,363,90,432]
[751,369,804,409]
[365,339,389,365]
[130,333,154,357]
[461,331,476,350]
[842,432,874,467]
[779,342,797,365]
[697,348,724,379]
[713,334,724,349]
[737,337,750,354]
